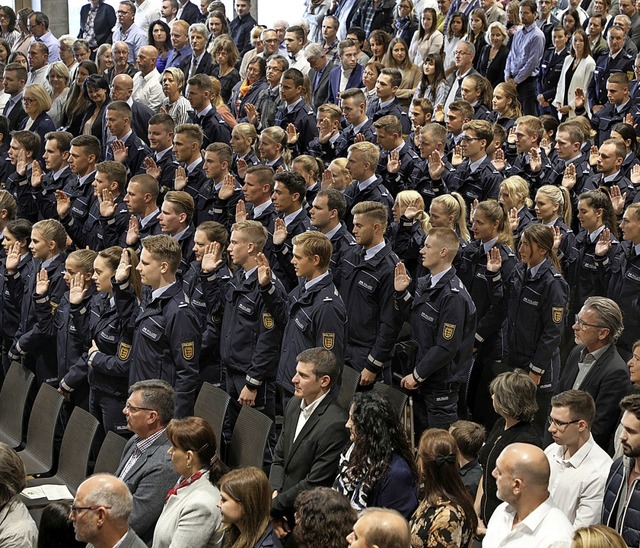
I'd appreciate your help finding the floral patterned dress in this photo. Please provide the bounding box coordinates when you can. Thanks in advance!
[410,498,472,548]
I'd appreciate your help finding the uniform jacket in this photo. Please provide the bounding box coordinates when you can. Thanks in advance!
[377,140,420,197]
[270,392,349,518]
[343,176,394,230]
[443,155,503,210]
[31,166,76,221]
[105,131,151,176]
[115,431,180,545]
[396,267,477,385]
[261,273,347,394]
[274,99,318,157]
[367,97,411,135]
[270,209,311,292]
[538,46,569,102]
[588,50,634,109]
[589,99,640,145]
[328,222,357,287]
[187,106,232,149]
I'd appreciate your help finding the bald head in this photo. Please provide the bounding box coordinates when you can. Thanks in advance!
[111,74,134,100]
[137,45,159,75]
[493,443,550,509]
[347,508,411,548]
[506,443,550,486]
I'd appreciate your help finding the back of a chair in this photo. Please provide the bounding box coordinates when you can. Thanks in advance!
[227,405,273,469]
[194,383,231,446]
[372,383,408,419]
[56,407,100,492]
[337,366,360,410]
[0,363,34,448]
[94,431,128,475]
[22,384,64,471]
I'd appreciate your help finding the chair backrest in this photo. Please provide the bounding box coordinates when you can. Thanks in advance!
[227,405,273,469]
[337,366,360,410]
[22,384,64,472]
[194,383,231,446]
[0,362,34,448]
[94,431,128,475]
[56,407,100,492]
[372,383,408,419]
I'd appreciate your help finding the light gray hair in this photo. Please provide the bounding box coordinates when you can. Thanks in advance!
[83,475,133,522]
[583,296,624,343]
[189,22,209,40]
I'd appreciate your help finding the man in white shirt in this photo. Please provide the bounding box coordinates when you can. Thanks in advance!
[132,45,163,112]
[544,390,612,529]
[484,443,574,548]
[284,25,310,76]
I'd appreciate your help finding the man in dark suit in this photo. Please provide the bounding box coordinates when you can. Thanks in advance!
[107,74,154,147]
[229,0,258,56]
[327,39,364,105]
[116,380,179,545]
[2,62,27,132]
[71,474,147,548]
[306,44,334,112]
[556,297,632,450]
[177,0,201,24]
[270,347,349,536]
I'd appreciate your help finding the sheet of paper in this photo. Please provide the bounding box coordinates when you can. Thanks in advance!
[22,484,73,500]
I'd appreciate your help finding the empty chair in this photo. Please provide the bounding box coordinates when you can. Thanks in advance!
[372,382,408,419]
[0,362,34,449]
[17,384,64,477]
[337,366,360,410]
[94,431,128,475]
[226,405,273,469]
[194,383,231,446]
[27,406,100,494]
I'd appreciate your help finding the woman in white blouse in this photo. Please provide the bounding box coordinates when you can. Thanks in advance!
[553,28,596,120]
[408,7,444,68]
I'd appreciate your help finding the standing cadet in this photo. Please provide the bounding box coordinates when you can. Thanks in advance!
[257,231,347,404]
[200,220,284,445]
[114,234,201,417]
[185,73,232,149]
[340,201,402,385]
[395,227,477,438]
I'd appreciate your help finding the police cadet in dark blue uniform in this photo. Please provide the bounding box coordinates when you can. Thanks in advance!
[5,130,41,223]
[340,201,402,385]
[269,172,311,292]
[587,26,634,112]
[588,138,637,206]
[104,101,152,176]
[486,224,569,434]
[115,175,162,250]
[366,68,412,135]
[503,116,550,195]
[309,188,357,289]
[185,73,232,149]
[537,26,569,116]
[62,135,100,228]
[339,88,378,155]
[60,247,139,436]
[141,113,179,197]
[440,120,504,212]
[579,72,640,145]
[158,191,196,277]
[374,115,420,198]
[200,220,284,446]
[343,142,395,231]
[257,231,347,404]
[113,234,201,418]
[307,104,346,165]
[410,124,452,211]
[395,227,477,438]
[274,68,318,158]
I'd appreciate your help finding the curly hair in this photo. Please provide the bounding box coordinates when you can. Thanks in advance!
[348,391,418,488]
[294,488,356,548]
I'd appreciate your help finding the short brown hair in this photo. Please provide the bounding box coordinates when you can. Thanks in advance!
[450,420,486,459]
[141,234,182,274]
[291,231,332,270]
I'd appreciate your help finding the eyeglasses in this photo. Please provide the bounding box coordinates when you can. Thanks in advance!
[69,505,112,516]
[454,50,471,56]
[263,38,278,43]
[22,98,35,104]
[117,10,132,14]
[124,403,154,413]
[460,135,481,142]
[574,314,607,330]
[547,416,580,429]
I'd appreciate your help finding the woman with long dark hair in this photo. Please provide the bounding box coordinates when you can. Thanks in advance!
[408,7,444,67]
[149,19,172,73]
[334,391,419,519]
[153,416,227,547]
[80,74,110,139]
[411,429,477,547]
[414,53,448,107]
[11,8,33,56]
[0,6,20,49]
[62,59,98,135]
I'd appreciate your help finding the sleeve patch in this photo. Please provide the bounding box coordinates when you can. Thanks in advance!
[443,323,456,340]
[182,341,195,360]
[263,313,274,330]
[118,342,132,361]
[322,333,335,350]
[552,307,563,324]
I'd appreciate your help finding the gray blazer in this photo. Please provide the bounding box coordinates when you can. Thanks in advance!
[88,528,147,548]
[115,431,180,546]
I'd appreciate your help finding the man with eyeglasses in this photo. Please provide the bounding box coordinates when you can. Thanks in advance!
[71,474,147,548]
[544,390,613,528]
[113,1,147,66]
[115,380,179,544]
[556,297,631,449]
[27,12,60,63]
[443,40,478,112]
[105,42,140,85]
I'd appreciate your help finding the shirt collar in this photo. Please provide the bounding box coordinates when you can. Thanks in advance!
[482,236,499,253]
[151,282,175,301]
[284,208,302,227]
[299,389,330,418]
[304,270,330,290]
[364,240,386,260]
[252,199,272,217]
[430,266,451,287]
[358,174,377,190]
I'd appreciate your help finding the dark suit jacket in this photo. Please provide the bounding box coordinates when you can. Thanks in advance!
[476,45,508,88]
[4,100,26,133]
[327,63,364,104]
[79,1,116,47]
[20,112,56,158]
[115,431,180,545]
[183,51,214,80]
[309,60,335,111]
[131,101,155,146]
[178,0,201,24]
[557,344,632,450]
[270,391,349,521]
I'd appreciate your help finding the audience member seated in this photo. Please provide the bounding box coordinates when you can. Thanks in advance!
[347,508,412,548]
[450,420,486,497]
[38,502,84,548]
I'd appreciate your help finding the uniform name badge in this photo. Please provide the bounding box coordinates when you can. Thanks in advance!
[182,342,195,360]
[322,333,335,350]
[443,323,456,340]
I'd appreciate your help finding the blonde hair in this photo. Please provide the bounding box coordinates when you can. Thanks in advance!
[260,127,291,168]
[348,141,380,167]
[572,526,627,548]
[500,176,532,209]
[396,190,429,234]
[32,219,66,251]
[24,83,52,112]
[431,193,470,242]
[68,249,97,274]
[536,185,572,226]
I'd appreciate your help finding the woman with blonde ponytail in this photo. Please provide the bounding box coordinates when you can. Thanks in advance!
[390,190,430,279]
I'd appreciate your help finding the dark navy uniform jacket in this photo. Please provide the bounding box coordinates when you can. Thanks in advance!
[489,258,569,392]
[457,240,517,361]
[62,292,134,398]
[195,178,243,230]
[340,243,402,374]
[115,279,201,418]
[327,223,357,289]
[409,159,452,211]
[588,51,634,109]
[274,99,319,157]
[587,100,640,145]
[376,140,420,197]
[138,149,179,196]
[603,241,640,354]
[395,267,477,385]
[389,217,426,282]
[343,177,395,231]
[366,97,411,135]
[1,252,32,344]
[269,209,311,292]
[105,132,152,176]
[443,155,503,211]
[537,46,569,103]
[201,267,284,389]
[504,150,550,195]
[187,106,232,149]
[31,166,76,221]
[260,273,347,395]
[588,171,637,206]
